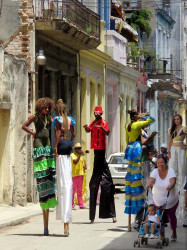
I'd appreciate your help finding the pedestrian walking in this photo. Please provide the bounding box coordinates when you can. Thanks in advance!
[167,114,187,226]
[52,99,76,236]
[146,156,179,241]
[124,110,155,231]
[22,97,57,236]
[71,143,87,209]
[83,106,116,223]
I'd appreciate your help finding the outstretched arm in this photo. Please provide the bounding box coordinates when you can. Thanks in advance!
[146,177,155,190]
[143,132,158,145]
[167,177,176,191]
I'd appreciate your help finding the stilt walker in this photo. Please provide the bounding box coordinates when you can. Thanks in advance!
[83,106,116,223]
[124,110,155,231]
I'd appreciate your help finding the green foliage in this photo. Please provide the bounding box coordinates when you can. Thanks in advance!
[127,42,141,57]
[127,42,157,68]
[130,9,153,38]
[86,27,92,34]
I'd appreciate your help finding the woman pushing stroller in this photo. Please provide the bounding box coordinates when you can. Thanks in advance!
[146,155,179,241]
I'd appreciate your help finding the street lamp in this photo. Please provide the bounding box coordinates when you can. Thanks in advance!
[36,49,46,66]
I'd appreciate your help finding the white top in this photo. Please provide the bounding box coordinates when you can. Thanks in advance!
[148,214,158,224]
[150,168,179,209]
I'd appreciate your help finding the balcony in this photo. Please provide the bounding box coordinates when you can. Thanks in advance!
[35,0,100,50]
[105,30,127,66]
[122,0,141,11]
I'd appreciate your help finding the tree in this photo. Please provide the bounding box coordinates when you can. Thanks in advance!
[130,9,153,38]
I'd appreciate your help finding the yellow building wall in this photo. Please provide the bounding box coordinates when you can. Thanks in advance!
[0,110,12,203]
[79,49,109,190]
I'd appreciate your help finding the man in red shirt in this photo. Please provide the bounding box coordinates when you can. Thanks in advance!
[83,106,116,223]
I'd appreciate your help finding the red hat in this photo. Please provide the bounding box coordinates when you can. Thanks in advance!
[93,106,104,114]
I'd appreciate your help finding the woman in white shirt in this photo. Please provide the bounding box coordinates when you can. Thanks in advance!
[146,156,179,241]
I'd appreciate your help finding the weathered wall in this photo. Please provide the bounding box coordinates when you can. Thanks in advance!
[2,0,34,71]
[170,0,181,79]
[0,0,21,42]
[0,54,29,205]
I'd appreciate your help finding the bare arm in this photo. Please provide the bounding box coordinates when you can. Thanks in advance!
[83,124,91,133]
[70,125,76,142]
[167,135,172,158]
[157,214,160,225]
[166,177,176,191]
[144,215,148,224]
[54,120,61,157]
[50,116,53,124]
[73,150,84,165]
[22,115,36,137]
[146,177,156,190]
[101,126,110,135]
[145,132,158,144]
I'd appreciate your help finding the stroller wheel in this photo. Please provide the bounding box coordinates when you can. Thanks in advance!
[165,238,169,246]
[134,239,136,247]
[145,238,148,245]
[141,237,144,245]
[138,239,141,248]
[162,238,165,246]
[156,241,162,249]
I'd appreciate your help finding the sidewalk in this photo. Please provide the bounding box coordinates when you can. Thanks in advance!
[0,203,41,229]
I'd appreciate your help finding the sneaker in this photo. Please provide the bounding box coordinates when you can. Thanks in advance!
[150,234,154,239]
[171,237,177,242]
[144,234,149,238]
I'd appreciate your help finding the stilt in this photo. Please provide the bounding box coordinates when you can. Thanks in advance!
[128,214,131,232]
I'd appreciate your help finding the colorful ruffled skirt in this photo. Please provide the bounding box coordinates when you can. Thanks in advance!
[33,146,58,210]
[124,142,145,214]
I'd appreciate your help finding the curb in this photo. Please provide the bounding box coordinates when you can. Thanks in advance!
[0,211,42,230]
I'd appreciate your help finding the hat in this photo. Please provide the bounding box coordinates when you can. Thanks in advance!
[161,143,167,148]
[93,106,104,114]
[74,143,82,149]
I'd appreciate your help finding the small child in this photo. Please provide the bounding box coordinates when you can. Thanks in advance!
[71,143,87,209]
[144,204,160,239]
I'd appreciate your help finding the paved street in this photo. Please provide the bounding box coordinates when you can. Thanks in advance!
[0,192,186,250]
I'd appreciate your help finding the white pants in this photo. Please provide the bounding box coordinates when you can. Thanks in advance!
[169,146,187,225]
[56,155,72,223]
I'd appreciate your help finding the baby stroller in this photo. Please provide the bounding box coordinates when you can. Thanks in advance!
[133,190,169,248]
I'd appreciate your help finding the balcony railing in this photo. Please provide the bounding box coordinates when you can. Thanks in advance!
[35,0,100,40]
[122,0,141,10]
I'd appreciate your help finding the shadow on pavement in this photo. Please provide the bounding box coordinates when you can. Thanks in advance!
[8,233,69,237]
[100,227,187,250]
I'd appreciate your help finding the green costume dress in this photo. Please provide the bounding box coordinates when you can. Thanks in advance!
[33,113,57,210]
